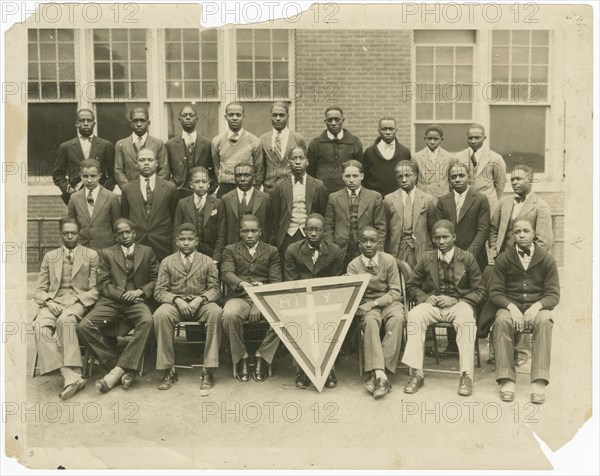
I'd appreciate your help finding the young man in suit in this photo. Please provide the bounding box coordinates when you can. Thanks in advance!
[114,107,169,189]
[120,148,179,262]
[454,123,506,214]
[259,102,307,193]
[269,147,328,265]
[412,124,454,198]
[402,220,486,396]
[324,160,386,270]
[211,102,264,198]
[33,217,99,400]
[384,161,437,268]
[174,166,225,263]
[221,164,271,246]
[77,219,158,393]
[307,106,364,193]
[53,108,115,205]
[284,213,344,389]
[166,104,214,199]
[362,117,412,197]
[348,227,405,399]
[67,159,120,250]
[488,216,560,404]
[221,215,282,383]
[153,223,223,391]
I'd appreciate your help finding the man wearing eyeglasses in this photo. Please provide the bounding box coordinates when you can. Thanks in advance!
[307,106,363,193]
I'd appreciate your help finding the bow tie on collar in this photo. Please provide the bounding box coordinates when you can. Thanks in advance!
[514,195,526,203]
[294,176,303,184]
[517,247,531,258]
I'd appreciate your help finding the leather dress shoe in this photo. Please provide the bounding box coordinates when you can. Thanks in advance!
[531,393,546,405]
[253,357,269,382]
[59,378,86,400]
[295,371,310,389]
[364,372,376,394]
[157,368,178,390]
[458,373,473,396]
[515,358,528,367]
[121,372,135,390]
[200,370,214,390]
[236,358,250,382]
[325,369,337,388]
[500,390,515,402]
[404,375,424,394]
[95,378,111,394]
[373,378,392,399]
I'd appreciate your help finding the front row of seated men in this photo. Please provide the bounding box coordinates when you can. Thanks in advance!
[34,211,559,404]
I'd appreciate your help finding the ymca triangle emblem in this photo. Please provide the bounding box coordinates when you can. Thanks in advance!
[244,274,370,392]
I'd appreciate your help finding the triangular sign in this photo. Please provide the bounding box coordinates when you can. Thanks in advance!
[244,274,371,392]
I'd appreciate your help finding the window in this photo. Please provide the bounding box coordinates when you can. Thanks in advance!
[490,30,550,174]
[28,29,76,100]
[93,29,147,100]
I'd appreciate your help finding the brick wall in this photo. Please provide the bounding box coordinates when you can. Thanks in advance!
[295,29,412,149]
[27,196,68,272]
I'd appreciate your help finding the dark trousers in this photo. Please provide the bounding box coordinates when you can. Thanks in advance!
[280,229,304,269]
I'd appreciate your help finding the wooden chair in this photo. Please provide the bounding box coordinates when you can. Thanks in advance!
[172,321,207,370]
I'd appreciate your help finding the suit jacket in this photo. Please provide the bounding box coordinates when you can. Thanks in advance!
[407,247,486,308]
[324,187,386,251]
[165,134,213,191]
[154,251,221,304]
[120,177,179,262]
[33,245,100,308]
[67,186,121,250]
[412,146,454,198]
[53,136,115,194]
[490,193,554,253]
[259,130,307,192]
[173,194,225,262]
[221,241,282,299]
[221,188,271,245]
[384,188,437,261]
[115,135,169,189]
[454,147,507,213]
[436,188,491,271]
[284,239,344,281]
[269,174,328,246]
[97,244,159,303]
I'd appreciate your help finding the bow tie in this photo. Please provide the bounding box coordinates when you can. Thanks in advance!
[517,247,531,257]
[514,195,526,203]
[294,176,303,184]
[81,136,93,142]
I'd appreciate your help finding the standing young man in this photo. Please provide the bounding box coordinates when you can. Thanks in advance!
[412,124,454,199]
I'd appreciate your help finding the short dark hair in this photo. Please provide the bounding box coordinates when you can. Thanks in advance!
[341,159,363,173]
[113,218,136,233]
[432,219,455,235]
[179,104,197,116]
[76,108,95,121]
[447,160,470,180]
[325,106,343,116]
[79,158,101,172]
[378,116,396,127]
[128,107,149,120]
[226,102,244,114]
[271,101,289,113]
[512,164,535,177]
[240,214,260,229]
[59,216,80,232]
[290,146,307,156]
[176,223,197,237]
[189,166,209,178]
[395,160,419,177]
[234,163,255,173]
[467,123,485,134]
[359,226,378,239]
[305,213,324,227]
[512,215,536,231]
[424,124,444,137]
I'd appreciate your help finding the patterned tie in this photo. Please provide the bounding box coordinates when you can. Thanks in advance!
[241,191,248,208]
[366,258,376,271]
[125,247,134,261]
[455,193,463,220]
[515,195,525,203]
[310,246,318,265]
[350,190,357,205]
[135,136,144,152]
[145,178,153,216]
[230,132,239,143]
[184,255,192,274]
[470,150,477,168]
[195,196,204,212]
[87,190,94,207]
[67,249,74,264]
[274,131,282,159]
[403,192,413,231]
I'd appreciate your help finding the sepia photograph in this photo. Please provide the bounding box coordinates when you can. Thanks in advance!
[1,1,597,472]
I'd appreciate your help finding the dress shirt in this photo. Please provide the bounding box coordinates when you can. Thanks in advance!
[272,127,290,154]
[183,130,197,148]
[511,193,529,220]
[361,253,380,268]
[227,128,244,141]
[454,186,469,217]
[140,174,156,201]
[194,194,207,211]
[427,147,439,161]
[121,244,135,257]
[132,132,148,148]
[401,188,416,207]
[438,246,455,264]
[377,140,396,160]
[85,185,100,216]
[246,243,258,257]
[327,130,345,141]
[516,243,535,270]
[78,134,93,159]
[236,187,254,204]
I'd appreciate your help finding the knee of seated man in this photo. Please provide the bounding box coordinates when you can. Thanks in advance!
[533,310,553,327]
[494,308,512,327]
[57,313,78,325]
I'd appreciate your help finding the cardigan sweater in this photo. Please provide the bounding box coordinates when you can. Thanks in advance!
[362,137,411,196]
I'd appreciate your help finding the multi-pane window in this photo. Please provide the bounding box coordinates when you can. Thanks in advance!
[28,29,76,100]
[236,29,290,100]
[165,29,219,99]
[93,29,147,100]
[491,30,549,102]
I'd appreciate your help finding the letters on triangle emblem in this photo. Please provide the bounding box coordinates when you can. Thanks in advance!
[244,274,371,392]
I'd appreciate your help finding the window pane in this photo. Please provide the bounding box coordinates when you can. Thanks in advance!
[436,47,453,64]
[96,102,150,145]
[112,63,127,80]
[165,29,181,41]
[416,47,433,64]
[492,65,509,82]
[94,43,110,61]
[129,43,146,61]
[28,30,38,42]
[255,62,270,79]
[531,30,549,46]
[530,66,548,83]
[530,84,547,102]
[492,47,509,64]
[39,29,57,42]
[512,47,529,65]
[203,42,218,60]
[40,63,57,80]
[455,65,472,82]
[455,46,472,64]
[237,43,253,60]
[112,29,127,41]
[490,105,546,172]
[57,29,74,43]
[94,29,109,42]
[129,30,145,41]
[237,30,252,42]
[272,42,288,60]
[58,43,73,61]
[272,62,288,80]
[254,43,271,60]
[237,62,253,80]
[511,30,530,46]
[111,43,129,61]
[492,30,510,45]
[416,65,433,82]
[454,103,472,120]
[511,65,529,83]
[202,62,218,80]
[130,62,147,79]
[183,43,200,60]
[436,65,453,82]
[40,82,59,99]
[272,30,288,41]
[435,103,453,120]
[58,63,75,79]
[531,47,548,64]
[28,63,38,80]
[203,81,219,99]
[202,29,218,41]
[166,81,183,98]
[40,44,56,61]
[184,62,200,78]
[254,30,270,41]
[183,29,199,42]
[28,44,38,61]
[184,81,200,97]
[416,103,433,120]
[166,102,220,139]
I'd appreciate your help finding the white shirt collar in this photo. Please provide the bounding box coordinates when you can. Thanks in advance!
[427,147,438,159]
[132,132,148,144]
[454,186,469,199]
[401,188,415,203]
[438,247,455,263]
[237,187,254,202]
[140,174,156,190]
[471,147,484,160]
[85,185,100,199]
[182,130,197,141]
[228,128,244,139]
[63,246,76,256]
[272,127,289,139]
[194,193,207,208]
[361,253,379,267]
[347,187,361,197]
[516,243,535,254]
[246,243,258,254]
[327,129,344,141]
[179,251,194,262]
[78,133,94,142]
[121,244,135,255]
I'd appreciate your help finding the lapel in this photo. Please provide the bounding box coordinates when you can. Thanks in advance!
[53,249,64,283]
[305,176,316,212]
[123,136,137,162]
[451,250,466,286]
[187,251,203,278]
[391,191,404,225]
[132,245,143,274]
[203,195,216,227]
[501,197,513,227]
[132,181,148,218]
[70,138,85,160]
[519,194,536,218]
[173,252,187,276]
[426,252,440,290]
[150,178,166,219]
[90,187,108,222]
[253,241,266,262]
[76,191,91,221]
[252,191,264,215]
[113,245,127,272]
[174,136,186,163]
[184,196,198,226]
[445,194,458,225]
[338,191,350,219]
[312,242,329,274]
[227,192,239,219]
[475,149,490,178]
[357,188,370,218]
[458,189,476,223]
[299,241,315,272]
[71,245,83,277]
[412,189,424,230]
[89,137,101,160]
[283,178,293,213]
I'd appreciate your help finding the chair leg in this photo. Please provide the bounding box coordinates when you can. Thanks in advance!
[432,327,440,365]
[475,338,481,368]
[31,350,39,378]
[139,355,145,377]
[357,329,364,376]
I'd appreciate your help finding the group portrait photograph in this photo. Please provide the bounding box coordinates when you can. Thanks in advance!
[1,1,596,473]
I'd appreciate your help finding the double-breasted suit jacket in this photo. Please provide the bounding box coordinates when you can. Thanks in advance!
[67,186,121,250]
[115,135,169,189]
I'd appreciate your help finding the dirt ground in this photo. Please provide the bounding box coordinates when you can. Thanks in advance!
[11,271,590,470]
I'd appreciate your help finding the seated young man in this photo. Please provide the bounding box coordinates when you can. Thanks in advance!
[153,223,223,391]
[402,220,486,396]
[348,227,405,399]
[488,216,560,404]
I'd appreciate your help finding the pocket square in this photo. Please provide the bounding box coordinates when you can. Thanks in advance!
[211,209,218,216]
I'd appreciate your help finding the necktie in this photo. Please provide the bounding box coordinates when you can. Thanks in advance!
[87,190,94,207]
[195,196,204,212]
[517,247,531,258]
[230,132,239,143]
[184,255,192,273]
[332,133,339,142]
[310,246,318,264]
[366,258,376,270]
[145,178,153,215]
[470,150,477,168]
[440,252,449,264]
[125,247,134,260]
[350,190,357,205]
[186,134,195,152]
[455,193,463,220]
[403,192,413,231]
[241,191,248,208]
[248,246,256,258]
[294,176,303,184]
[385,143,394,150]
[67,249,74,264]
[515,195,525,203]
[274,131,282,158]
[136,136,144,151]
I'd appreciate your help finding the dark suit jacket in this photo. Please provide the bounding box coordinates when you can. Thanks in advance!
[115,135,169,189]
[165,134,213,192]
[120,177,179,262]
[97,244,159,303]
[173,194,225,262]
[436,188,491,271]
[259,130,307,192]
[53,136,116,195]
[324,187,386,251]
[221,241,282,300]
[284,240,344,281]
[221,188,271,246]
[407,247,486,308]
[269,175,328,246]
[67,186,121,250]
